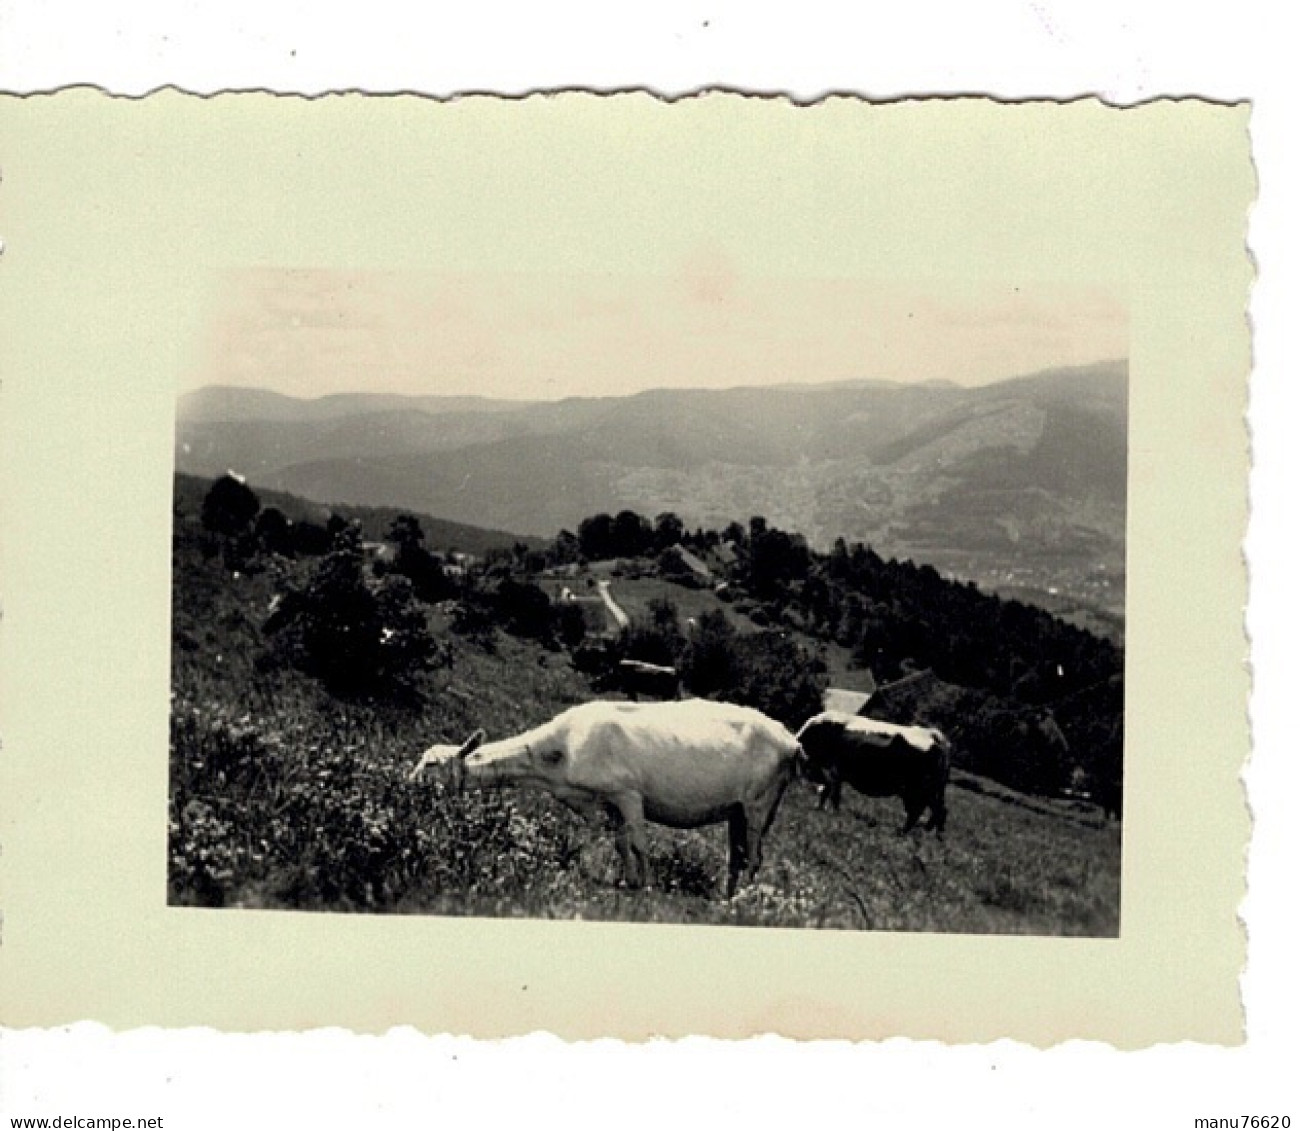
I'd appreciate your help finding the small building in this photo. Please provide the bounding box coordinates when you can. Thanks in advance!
[664,543,713,581]
[822,688,872,715]
[861,668,976,729]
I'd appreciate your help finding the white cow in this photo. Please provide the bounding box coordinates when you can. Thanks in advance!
[410,699,802,896]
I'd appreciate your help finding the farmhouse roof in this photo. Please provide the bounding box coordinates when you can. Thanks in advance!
[860,668,976,729]
[669,544,713,579]
[822,687,871,715]
[714,540,739,565]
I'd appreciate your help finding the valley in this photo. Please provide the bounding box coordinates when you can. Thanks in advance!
[176,360,1128,627]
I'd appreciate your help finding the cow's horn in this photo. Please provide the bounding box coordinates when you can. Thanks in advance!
[455,729,486,760]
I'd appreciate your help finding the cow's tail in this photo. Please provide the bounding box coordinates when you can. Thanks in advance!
[929,728,953,835]
[781,722,812,783]
[790,716,816,777]
[793,740,812,779]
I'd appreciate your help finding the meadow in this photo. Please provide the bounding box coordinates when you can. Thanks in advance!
[170,511,1121,935]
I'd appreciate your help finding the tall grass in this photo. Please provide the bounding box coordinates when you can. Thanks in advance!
[170,653,1119,933]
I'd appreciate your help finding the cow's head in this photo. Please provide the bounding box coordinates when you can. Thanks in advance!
[793,713,848,783]
[409,716,576,791]
[457,727,572,788]
[408,729,486,786]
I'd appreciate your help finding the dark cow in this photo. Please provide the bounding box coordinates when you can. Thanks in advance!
[615,659,681,701]
[796,710,952,835]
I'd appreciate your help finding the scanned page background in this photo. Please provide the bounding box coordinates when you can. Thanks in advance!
[0,92,1252,1044]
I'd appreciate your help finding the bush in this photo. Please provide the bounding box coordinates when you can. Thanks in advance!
[617,597,686,667]
[292,521,332,556]
[572,640,616,676]
[554,601,588,649]
[447,595,498,651]
[679,609,742,699]
[263,541,445,700]
[731,633,827,729]
[201,475,260,537]
[388,515,456,603]
[493,578,555,641]
[678,611,825,727]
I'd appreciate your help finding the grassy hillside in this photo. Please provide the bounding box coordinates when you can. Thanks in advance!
[174,472,539,556]
[176,410,532,482]
[170,482,1121,934]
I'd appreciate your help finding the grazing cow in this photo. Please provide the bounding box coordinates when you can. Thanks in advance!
[796,711,952,835]
[409,699,802,896]
[616,658,681,701]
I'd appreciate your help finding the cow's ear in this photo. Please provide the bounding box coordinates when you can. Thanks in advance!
[456,730,486,759]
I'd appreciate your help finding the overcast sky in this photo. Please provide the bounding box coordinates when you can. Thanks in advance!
[190,267,1127,401]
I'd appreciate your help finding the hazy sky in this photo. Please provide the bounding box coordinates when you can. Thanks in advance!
[190,267,1127,401]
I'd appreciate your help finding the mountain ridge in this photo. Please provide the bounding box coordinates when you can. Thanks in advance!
[176,360,1128,620]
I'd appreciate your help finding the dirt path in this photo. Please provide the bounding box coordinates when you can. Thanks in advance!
[596,579,631,631]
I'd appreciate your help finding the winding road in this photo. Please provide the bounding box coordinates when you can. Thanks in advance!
[595,579,631,631]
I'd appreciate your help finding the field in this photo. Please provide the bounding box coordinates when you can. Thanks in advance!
[170,520,1121,935]
[610,575,876,691]
[542,572,876,692]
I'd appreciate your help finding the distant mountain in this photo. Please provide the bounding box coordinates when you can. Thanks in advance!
[178,385,535,423]
[175,361,1128,619]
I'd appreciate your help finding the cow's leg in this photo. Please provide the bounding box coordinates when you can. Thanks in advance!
[610,810,633,885]
[559,795,608,880]
[819,777,842,812]
[926,791,948,837]
[725,807,750,898]
[609,791,649,889]
[741,808,764,881]
[899,791,924,834]
[742,773,792,883]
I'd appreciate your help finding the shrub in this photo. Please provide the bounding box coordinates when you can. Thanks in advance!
[449,598,498,651]
[679,609,741,698]
[553,601,588,649]
[201,474,260,537]
[679,612,825,727]
[388,515,456,603]
[292,521,332,556]
[263,541,444,700]
[493,578,554,641]
[617,597,686,667]
[730,633,827,729]
[254,506,294,556]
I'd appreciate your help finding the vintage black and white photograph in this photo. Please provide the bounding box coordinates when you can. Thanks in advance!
[0,4,1283,1116]
[1,83,1253,1047]
[167,101,1128,935]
